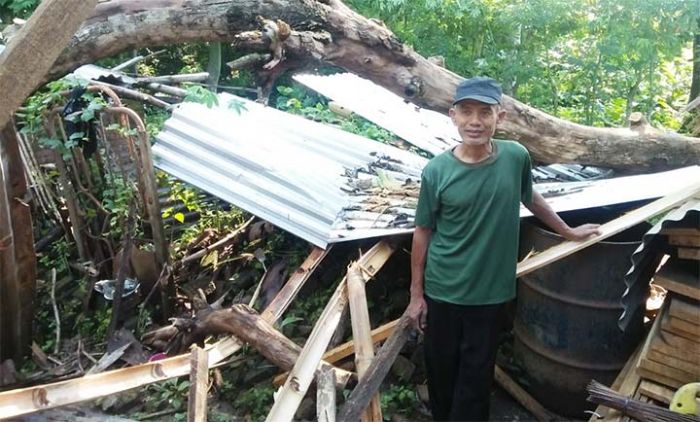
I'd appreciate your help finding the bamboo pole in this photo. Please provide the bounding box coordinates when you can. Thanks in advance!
[187,346,208,422]
[273,319,399,386]
[317,366,337,422]
[265,241,395,422]
[346,264,382,422]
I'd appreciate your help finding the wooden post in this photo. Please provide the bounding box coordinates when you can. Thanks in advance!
[337,314,412,422]
[188,346,209,422]
[0,0,98,131]
[317,366,337,422]
[0,122,37,362]
[346,264,382,422]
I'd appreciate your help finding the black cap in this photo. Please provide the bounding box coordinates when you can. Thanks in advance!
[453,77,502,105]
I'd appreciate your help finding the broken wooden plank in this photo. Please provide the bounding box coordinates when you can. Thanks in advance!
[266,241,395,422]
[646,349,700,378]
[668,235,700,248]
[639,358,697,387]
[260,246,331,323]
[494,365,555,422]
[317,366,336,422]
[636,367,685,390]
[668,296,700,325]
[187,346,208,422]
[0,0,98,130]
[266,273,350,422]
[650,334,699,364]
[267,241,394,422]
[678,247,700,261]
[517,180,700,277]
[637,380,674,405]
[337,314,412,422]
[653,260,700,301]
[86,342,132,375]
[663,315,700,339]
[661,228,700,237]
[346,265,382,422]
[273,319,399,386]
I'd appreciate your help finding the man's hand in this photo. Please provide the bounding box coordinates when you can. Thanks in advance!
[563,223,601,241]
[406,296,428,334]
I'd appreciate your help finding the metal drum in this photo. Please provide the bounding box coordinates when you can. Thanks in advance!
[514,217,646,417]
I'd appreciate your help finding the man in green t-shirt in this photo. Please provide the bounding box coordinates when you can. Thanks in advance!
[407,77,600,421]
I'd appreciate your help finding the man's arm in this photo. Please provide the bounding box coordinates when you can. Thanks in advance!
[407,225,432,333]
[525,190,601,241]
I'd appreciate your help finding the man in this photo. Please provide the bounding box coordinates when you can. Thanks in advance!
[407,77,600,421]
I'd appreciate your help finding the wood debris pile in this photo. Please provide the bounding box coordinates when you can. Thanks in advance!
[589,219,700,422]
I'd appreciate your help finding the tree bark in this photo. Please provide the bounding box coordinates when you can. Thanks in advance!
[142,304,353,388]
[44,0,700,171]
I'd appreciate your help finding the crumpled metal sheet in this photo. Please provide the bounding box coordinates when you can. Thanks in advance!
[618,198,700,330]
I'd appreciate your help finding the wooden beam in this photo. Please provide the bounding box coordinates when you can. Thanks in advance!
[337,314,412,422]
[517,180,700,277]
[317,366,337,422]
[346,265,382,422]
[494,366,555,422]
[187,346,208,422]
[0,0,98,130]
[266,241,395,422]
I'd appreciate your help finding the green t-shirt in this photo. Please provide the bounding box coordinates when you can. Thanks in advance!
[414,139,533,305]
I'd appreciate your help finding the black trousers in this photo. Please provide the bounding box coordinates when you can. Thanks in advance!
[424,296,506,421]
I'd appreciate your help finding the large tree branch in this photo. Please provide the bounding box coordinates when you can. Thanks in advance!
[46,0,700,171]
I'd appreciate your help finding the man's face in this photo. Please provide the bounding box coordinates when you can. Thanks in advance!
[449,99,506,146]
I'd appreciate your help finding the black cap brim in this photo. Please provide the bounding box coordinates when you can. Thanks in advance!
[452,94,500,105]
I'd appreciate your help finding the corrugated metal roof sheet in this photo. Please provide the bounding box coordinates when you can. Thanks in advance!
[618,199,700,330]
[152,93,425,248]
[295,72,617,184]
[152,84,700,252]
[294,73,459,155]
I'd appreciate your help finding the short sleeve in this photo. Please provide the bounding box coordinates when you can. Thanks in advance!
[415,168,439,229]
[520,149,533,205]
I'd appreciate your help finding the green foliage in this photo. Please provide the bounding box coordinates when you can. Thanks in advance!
[233,384,275,421]
[347,0,695,129]
[380,382,421,420]
[137,378,190,416]
[0,0,39,18]
[184,85,219,108]
[275,84,399,146]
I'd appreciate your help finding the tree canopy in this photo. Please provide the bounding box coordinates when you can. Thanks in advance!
[346,0,696,129]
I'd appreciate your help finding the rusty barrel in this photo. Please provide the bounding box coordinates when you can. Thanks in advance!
[514,217,646,417]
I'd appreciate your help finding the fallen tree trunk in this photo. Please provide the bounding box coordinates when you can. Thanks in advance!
[38,0,700,171]
[142,304,353,388]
